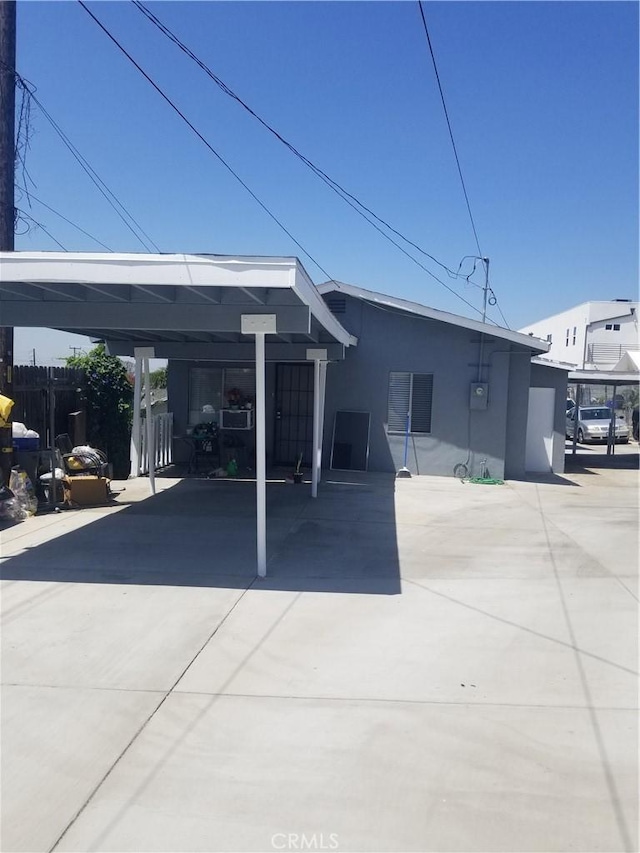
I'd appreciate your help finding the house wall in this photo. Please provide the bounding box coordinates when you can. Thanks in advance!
[504,353,531,480]
[529,362,568,474]
[321,297,519,479]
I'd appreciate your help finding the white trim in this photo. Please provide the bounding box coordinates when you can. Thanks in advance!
[0,251,356,348]
[568,370,639,384]
[318,280,549,353]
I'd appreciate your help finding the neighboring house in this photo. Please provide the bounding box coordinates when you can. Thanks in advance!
[518,299,639,369]
[168,279,567,479]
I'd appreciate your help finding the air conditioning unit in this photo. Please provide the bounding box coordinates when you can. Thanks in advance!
[220,408,254,430]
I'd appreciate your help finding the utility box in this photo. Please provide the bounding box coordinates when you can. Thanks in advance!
[469,382,489,410]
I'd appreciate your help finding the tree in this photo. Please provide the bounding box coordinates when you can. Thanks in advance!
[150,366,167,389]
[66,344,133,478]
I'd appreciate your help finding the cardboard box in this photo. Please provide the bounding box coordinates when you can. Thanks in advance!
[64,475,110,506]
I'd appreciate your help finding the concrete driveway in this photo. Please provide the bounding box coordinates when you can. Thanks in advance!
[1,456,638,852]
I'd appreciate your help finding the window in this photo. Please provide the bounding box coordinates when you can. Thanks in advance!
[565,328,570,346]
[388,372,433,434]
[613,323,620,331]
[546,333,552,343]
[188,367,255,425]
[605,324,612,330]
[572,326,577,345]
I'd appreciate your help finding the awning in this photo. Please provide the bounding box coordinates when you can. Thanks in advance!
[0,252,357,357]
[0,251,357,578]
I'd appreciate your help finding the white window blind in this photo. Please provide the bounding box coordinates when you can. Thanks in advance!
[189,367,223,425]
[388,372,433,434]
[223,368,256,403]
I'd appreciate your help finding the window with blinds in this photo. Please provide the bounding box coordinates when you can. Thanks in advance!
[387,372,433,434]
[188,367,256,425]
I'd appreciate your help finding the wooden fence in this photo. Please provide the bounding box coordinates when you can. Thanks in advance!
[13,366,86,446]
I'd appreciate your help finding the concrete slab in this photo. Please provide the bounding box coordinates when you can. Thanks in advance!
[176,578,636,709]
[1,467,637,852]
[1,684,161,853]
[2,581,248,690]
[54,693,638,853]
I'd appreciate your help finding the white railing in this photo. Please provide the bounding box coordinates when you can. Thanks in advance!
[140,413,173,474]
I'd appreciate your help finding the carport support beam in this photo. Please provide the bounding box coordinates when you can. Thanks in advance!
[572,384,581,456]
[243,314,277,579]
[144,356,155,495]
[129,352,142,478]
[308,350,328,498]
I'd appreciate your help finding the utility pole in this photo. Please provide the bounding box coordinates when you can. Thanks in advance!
[0,0,16,485]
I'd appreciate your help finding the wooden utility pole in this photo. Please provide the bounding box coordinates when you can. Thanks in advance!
[0,0,15,485]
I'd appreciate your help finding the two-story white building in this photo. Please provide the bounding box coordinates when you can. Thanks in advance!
[519,299,639,369]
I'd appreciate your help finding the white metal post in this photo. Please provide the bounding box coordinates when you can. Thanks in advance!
[129,354,142,478]
[143,357,155,495]
[242,315,277,579]
[307,349,328,498]
[318,360,328,485]
[255,332,267,576]
[311,358,321,498]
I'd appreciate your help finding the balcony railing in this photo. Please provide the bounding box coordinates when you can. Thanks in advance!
[586,343,637,365]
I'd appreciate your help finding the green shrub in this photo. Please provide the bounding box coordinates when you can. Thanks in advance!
[67,345,133,478]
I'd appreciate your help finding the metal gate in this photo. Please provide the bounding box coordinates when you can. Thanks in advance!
[274,363,313,465]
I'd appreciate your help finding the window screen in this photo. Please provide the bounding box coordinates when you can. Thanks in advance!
[188,367,256,425]
[223,368,256,403]
[388,372,433,434]
[189,367,223,425]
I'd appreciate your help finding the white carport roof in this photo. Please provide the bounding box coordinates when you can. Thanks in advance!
[318,280,550,354]
[612,351,640,373]
[0,252,357,359]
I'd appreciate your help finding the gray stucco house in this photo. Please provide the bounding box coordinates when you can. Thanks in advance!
[168,278,568,480]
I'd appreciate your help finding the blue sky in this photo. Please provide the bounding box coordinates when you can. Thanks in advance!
[13,0,639,365]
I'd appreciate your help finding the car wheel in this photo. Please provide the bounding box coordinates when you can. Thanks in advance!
[577,429,585,443]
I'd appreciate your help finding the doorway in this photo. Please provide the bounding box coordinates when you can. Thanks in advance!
[525,387,555,472]
[274,364,314,465]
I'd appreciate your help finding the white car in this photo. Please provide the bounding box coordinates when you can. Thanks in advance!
[566,406,630,444]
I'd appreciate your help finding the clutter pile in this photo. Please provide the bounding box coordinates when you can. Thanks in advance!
[0,467,38,521]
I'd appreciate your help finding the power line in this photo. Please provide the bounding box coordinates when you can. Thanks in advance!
[416,3,511,328]
[2,60,161,253]
[78,0,336,283]
[126,1,490,320]
[132,1,478,287]
[16,208,68,250]
[15,186,114,251]
[417,1,482,256]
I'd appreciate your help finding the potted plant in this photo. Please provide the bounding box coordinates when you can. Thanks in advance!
[293,452,303,484]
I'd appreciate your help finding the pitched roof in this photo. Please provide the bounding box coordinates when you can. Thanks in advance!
[318,280,549,354]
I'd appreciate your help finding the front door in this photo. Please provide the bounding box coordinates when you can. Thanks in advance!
[274,363,314,466]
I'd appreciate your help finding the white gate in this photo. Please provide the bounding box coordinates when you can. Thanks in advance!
[140,413,173,475]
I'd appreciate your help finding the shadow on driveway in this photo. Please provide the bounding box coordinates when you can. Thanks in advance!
[0,475,402,595]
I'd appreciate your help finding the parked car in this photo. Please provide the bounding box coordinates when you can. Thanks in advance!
[566,406,630,444]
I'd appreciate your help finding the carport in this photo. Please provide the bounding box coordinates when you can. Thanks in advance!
[0,251,357,576]
[568,366,639,456]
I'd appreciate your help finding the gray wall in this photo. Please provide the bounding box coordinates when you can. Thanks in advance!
[504,353,532,479]
[530,363,568,475]
[322,297,523,479]
[165,298,567,479]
